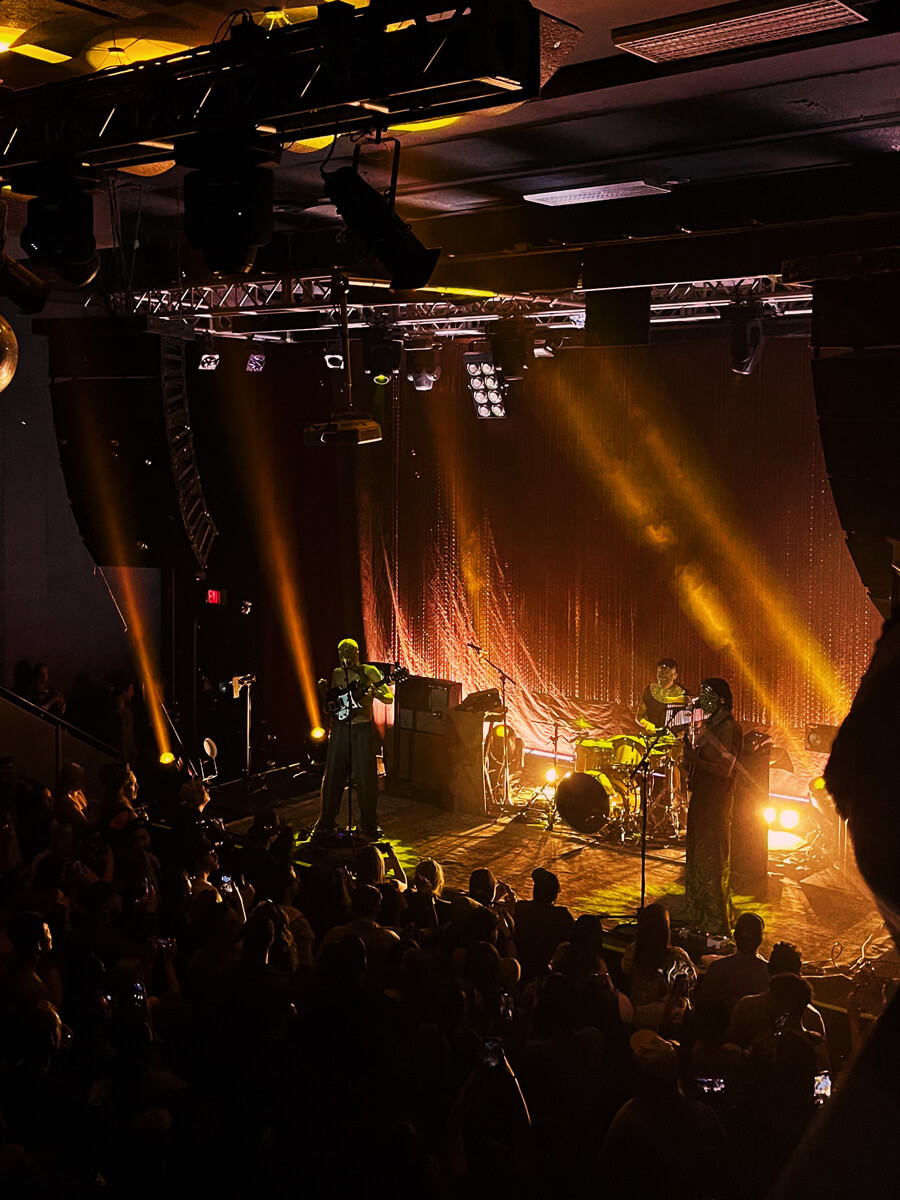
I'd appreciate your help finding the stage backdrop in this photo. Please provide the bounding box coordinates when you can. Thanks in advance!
[357,336,880,758]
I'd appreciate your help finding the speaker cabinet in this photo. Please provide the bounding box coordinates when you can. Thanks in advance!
[41,319,217,570]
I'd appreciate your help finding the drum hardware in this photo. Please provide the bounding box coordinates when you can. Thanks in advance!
[467,644,519,814]
[509,720,564,828]
[627,709,695,909]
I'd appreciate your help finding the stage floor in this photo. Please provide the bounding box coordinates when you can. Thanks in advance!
[224,784,891,971]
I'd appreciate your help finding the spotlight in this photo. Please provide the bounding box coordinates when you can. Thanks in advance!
[810,776,828,792]
[763,806,776,824]
[779,809,800,830]
[180,137,279,276]
[323,341,344,370]
[464,350,507,419]
[362,327,402,385]
[159,751,176,765]
[489,320,532,381]
[405,342,441,392]
[246,353,266,372]
[16,165,100,286]
[199,353,220,371]
[729,301,765,375]
[310,726,326,741]
[805,724,839,752]
[545,767,558,784]
[322,165,440,290]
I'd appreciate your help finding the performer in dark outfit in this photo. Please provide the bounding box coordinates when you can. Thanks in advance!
[682,677,742,934]
[636,657,687,732]
[317,638,394,841]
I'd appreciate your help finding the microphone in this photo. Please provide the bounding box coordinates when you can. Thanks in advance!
[467,642,483,654]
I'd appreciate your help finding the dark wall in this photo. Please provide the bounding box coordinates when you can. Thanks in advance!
[0,305,157,703]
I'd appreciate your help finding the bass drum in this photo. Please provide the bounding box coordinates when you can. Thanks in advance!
[556,771,611,834]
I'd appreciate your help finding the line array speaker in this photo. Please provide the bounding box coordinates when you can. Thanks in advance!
[41,319,217,570]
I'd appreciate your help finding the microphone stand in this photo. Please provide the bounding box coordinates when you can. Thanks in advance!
[628,708,686,911]
[342,662,356,835]
[230,674,257,801]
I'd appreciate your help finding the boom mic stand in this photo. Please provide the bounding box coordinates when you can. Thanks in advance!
[229,674,257,801]
[628,709,685,911]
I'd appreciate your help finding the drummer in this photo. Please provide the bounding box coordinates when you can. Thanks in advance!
[636,657,688,733]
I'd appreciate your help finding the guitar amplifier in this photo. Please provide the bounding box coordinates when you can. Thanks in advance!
[395,676,462,735]
[390,676,463,806]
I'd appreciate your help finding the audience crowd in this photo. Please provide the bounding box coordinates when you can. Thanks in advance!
[0,755,858,1199]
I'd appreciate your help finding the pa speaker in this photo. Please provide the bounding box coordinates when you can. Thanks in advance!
[812,349,900,616]
[42,320,217,570]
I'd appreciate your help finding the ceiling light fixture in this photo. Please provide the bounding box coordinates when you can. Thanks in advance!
[85,35,191,73]
[0,26,25,53]
[729,301,765,374]
[362,327,402,386]
[180,135,279,277]
[405,341,441,392]
[322,140,440,291]
[16,165,100,287]
[612,0,866,63]
[465,349,507,420]
[524,180,671,206]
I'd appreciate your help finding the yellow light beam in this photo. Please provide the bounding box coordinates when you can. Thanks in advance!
[76,406,171,758]
[227,389,321,729]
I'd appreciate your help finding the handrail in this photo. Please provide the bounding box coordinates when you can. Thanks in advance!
[0,683,120,757]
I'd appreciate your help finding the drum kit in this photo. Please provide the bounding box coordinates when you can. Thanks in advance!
[556,723,688,842]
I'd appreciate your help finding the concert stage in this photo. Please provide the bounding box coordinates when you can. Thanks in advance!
[226,784,891,972]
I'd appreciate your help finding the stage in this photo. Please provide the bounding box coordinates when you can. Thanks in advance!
[225,783,891,971]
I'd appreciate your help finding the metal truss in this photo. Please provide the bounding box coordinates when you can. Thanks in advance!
[0,0,568,175]
[117,273,813,342]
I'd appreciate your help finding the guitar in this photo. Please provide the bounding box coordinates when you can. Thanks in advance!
[324,664,408,722]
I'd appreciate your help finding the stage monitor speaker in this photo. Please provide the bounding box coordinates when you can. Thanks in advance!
[811,349,900,617]
[42,319,217,570]
[583,288,650,347]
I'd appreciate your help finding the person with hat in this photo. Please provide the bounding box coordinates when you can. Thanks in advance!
[682,678,742,935]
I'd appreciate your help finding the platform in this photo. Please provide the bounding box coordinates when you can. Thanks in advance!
[222,784,891,971]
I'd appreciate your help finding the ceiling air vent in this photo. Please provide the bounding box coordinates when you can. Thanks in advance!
[612,0,867,63]
[524,180,671,205]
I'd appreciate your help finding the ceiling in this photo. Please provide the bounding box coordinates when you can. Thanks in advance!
[2,0,900,312]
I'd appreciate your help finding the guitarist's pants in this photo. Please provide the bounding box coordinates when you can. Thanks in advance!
[319,719,379,831]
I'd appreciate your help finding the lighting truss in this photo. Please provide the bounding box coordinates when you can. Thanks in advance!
[112,275,815,341]
[464,350,507,419]
[0,0,578,174]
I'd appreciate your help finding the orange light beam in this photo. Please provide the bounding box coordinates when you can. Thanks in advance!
[78,408,171,757]
[228,397,321,729]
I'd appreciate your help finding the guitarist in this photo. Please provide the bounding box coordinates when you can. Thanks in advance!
[316,637,394,841]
